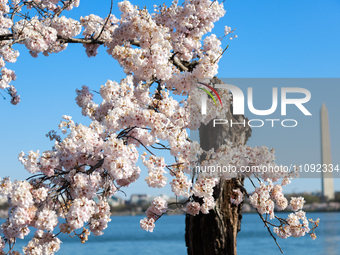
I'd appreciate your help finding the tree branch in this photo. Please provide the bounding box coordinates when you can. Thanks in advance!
[86,157,105,175]
[0,34,107,45]
[171,55,189,71]
[95,0,114,41]
[57,36,105,45]
[257,212,283,254]
[0,34,13,40]
[54,0,76,17]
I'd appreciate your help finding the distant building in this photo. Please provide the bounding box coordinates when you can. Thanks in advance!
[129,194,152,205]
[107,196,125,207]
[157,193,170,201]
[320,103,335,201]
[0,196,7,205]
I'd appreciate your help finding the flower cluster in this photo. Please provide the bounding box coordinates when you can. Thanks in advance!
[146,196,168,218]
[140,196,168,232]
[13,17,58,55]
[51,16,82,39]
[170,172,192,197]
[274,211,311,239]
[230,189,243,205]
[192,177,218,198]
[143,153,168,188]
[23,231,61,255]
[0,0,318,253]
[290,196,306,211]
[0,178,62,254]
[0,0,81,102]
[249,181,284,219]
[186,201,200,216]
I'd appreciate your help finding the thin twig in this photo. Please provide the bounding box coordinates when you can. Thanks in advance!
[257,211,283,254]
[54,0,75,17]
[125,135,155,156]
[95,0,113,40]
[86,157,105,175]
[213,45,229,64]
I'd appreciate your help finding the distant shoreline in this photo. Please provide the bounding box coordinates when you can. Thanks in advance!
[0,209,339,219]
[111,210,340,217]
[0,201,339,219]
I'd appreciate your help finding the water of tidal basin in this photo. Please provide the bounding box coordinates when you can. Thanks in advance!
[7,212,340,255]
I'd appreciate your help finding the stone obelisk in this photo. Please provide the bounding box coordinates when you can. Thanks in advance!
[321,103,334,201]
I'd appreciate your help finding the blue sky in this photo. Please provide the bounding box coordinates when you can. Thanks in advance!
[0,0,339,199]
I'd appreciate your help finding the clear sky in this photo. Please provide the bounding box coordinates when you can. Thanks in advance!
[0,0,339,199]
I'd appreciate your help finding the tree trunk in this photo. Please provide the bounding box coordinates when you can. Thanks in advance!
[185,77,251,255]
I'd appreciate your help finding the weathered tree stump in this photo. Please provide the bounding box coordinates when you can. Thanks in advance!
[185,77,251,255]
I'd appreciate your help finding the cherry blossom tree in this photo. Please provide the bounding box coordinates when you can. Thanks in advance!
[0,0,319,254]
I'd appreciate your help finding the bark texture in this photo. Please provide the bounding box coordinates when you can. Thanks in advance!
[185,77,251,255]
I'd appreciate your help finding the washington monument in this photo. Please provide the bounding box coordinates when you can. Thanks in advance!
[321,103,335,201]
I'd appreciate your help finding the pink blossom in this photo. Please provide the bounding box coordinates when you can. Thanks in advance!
[186,202,200,216]
[230,189,243,205]
[140,218,155,232]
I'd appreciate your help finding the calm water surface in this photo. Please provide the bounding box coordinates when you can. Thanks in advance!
[3,212,340,255]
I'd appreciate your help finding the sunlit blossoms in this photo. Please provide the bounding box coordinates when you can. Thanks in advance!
[0,0,318,254]
[230,189,243,206]
[142,197,167,232]
[170,172,192,197]
[290,197,306,211]
[274,210,311,239]
[145,196,168,220]
[140,217,155,233]
[186,202,200,216]
[23,231,61,254]
[35,210,58,232]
